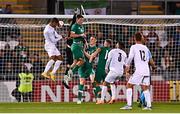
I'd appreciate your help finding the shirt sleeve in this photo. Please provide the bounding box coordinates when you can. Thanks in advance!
[148,49,152,60]
[71,24,76,33]
[105,50,112,70]
[126,46,134,66]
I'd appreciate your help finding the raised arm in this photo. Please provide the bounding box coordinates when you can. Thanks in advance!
[89,48,101,63]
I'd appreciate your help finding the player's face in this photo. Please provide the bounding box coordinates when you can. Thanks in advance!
[90,37,97,45]
[77,18,84,25]
[104,41,110,47]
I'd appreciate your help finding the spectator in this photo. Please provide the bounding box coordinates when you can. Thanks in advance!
[172,26,180,72]
[31,53,44,80]
[14,39,29,64]
[2,4,12,14]
[0,50,5,74]
[18,64,34,102]
[3,44,14,75]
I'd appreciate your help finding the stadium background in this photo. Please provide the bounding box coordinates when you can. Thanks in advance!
[0,0,179,108]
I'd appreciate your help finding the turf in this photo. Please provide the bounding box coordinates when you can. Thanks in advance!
[0,102,179,113]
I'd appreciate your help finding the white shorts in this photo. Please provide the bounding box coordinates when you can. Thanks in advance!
[45,44,61,57]
[105,71,123,83]
[128,73,150,86]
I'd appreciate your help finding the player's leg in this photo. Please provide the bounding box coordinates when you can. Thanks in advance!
[94,69,103,104]
[50,55,63,81]
[42,55,56,78]
[77,66,87,104]
[120,83,133,109]
[141,76,152,110]
[42,45,57,78]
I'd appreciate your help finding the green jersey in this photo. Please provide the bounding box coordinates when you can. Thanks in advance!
[97,47,110,71]
[71,23,85,43]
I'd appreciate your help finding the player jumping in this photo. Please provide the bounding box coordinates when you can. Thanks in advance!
[41,18,64,81]
[63,14,87,87]
[97,42,127,104]
[120,32,156,110]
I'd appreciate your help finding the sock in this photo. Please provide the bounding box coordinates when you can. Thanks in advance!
[78,84,84,101]
[107,85,112,97]
[143,89,151,108]
[126,88,132,106]
[101,86,107,101]
[72,65,80,74]
[52,60,62,74]
[92,82,97,97]
[110,84,116,100]
[44,59,55,73]
[96,86,102,99]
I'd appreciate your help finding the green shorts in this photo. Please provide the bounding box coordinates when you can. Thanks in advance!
[71,42,84,60]
[95,68,106,83]
[78,62,95,78]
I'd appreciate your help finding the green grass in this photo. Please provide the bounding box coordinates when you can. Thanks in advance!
[0,102,179,113]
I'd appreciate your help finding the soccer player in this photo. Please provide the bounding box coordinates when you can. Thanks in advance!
[41,18,64,81]
[63,14,86,86]
[120,32,156,110]
[76,36,97,104]
[97,42,127,104]
[89,39,112,104]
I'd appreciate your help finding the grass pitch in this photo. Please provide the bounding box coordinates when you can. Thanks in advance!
[0,102,179,113]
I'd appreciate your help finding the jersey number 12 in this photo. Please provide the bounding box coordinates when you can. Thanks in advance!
[139,50,146,61]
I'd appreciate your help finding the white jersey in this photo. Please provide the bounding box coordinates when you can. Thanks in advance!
[126,44,152,76]
[43,24,62,46]
[105,48,127,75]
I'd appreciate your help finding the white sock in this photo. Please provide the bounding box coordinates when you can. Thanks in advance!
[52,60,62,74]
[110,84,116,100]
[143,89,151,107]
[44,59,55,73]
[101,86,107,101]
[126,88,132,106]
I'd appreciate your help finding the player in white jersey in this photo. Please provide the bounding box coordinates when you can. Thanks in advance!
[41,18,64,81]
[120,32,156,110]
[97,42,127,104]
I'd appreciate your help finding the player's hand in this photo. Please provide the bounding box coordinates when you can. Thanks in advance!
[105,68,109,74]
[80,33,86,38]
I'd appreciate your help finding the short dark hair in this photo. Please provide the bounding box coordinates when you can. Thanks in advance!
[76,14,84,19]
[51,17,59,23]
[135,32,142,41]
[117,41,125,49]
[105,39,112,45]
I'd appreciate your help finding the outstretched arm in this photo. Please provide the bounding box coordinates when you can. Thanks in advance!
[89,48,101,63]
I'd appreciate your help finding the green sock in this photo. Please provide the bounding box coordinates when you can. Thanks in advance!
[78,84,84,101]
[96,86,102,98]
[72,65,80,74]
[107,85,112,97]
[92,82,97,97]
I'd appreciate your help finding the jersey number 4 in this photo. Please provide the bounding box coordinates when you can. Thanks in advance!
[139,50,146,61]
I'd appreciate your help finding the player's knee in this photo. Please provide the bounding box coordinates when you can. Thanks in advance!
[57,55,64,61]
[80,78,85,84]
[141,85,149,91]
[103,81,108,86]
[50,56,56,61]
[126,83,133,88]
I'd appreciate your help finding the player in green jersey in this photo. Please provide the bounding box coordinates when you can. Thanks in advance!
[63,14,87,88]
[77,36,97,104]
[89,39,112,104]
